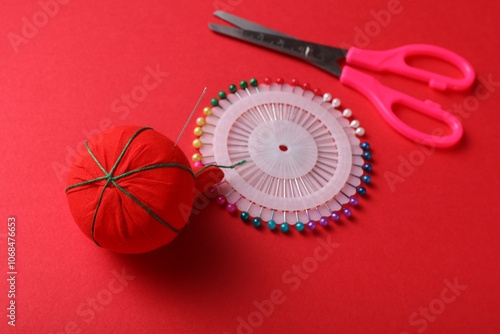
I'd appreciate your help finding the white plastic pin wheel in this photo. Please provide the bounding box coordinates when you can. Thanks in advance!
[192,77,373,232]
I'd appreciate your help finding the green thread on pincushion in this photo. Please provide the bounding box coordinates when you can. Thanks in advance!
[194,160,247,175]
[66,127,190,246]
[66,127,247,247]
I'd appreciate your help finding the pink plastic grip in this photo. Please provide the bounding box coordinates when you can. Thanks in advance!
[340,66,463,147]
[346,45,475,91]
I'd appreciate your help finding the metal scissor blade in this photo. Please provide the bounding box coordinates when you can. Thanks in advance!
[208,23,345,77]
[213,11,295,39]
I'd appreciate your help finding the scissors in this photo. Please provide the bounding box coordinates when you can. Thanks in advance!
[208,11,475,148]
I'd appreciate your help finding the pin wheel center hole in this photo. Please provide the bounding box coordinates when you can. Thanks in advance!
[279,144,288,152]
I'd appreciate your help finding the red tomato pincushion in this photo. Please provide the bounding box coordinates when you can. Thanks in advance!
[66,126,222,254]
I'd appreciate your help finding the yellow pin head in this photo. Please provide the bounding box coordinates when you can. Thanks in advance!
[196,117,206,126]
[193,139,202,148]
[192,153,202,162]
[194,127,203,136]
[203,107,212,116]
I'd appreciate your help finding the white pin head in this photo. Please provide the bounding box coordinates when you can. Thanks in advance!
[331,98,341,108]
[355,127,365,136]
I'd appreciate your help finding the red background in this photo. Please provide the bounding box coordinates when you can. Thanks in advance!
[1,0,499,333]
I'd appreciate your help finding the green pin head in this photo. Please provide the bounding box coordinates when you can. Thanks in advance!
[249,78,258,87]
[229,84,237,93]
[239,80,248,89]
[218,91,226,99]
[210,98,219,107]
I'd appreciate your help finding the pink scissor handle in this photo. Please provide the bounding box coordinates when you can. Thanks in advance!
[346,45,475,91]
[340,66,463,147]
